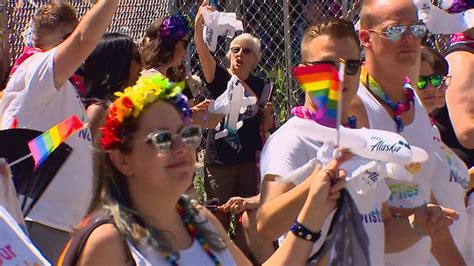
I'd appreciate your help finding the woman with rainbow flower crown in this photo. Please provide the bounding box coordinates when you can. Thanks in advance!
[57,73,351,265]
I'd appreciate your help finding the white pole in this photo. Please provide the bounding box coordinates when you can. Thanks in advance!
[8,153,32,168]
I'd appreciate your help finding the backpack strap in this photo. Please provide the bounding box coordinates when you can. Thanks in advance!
[57,210,114,265]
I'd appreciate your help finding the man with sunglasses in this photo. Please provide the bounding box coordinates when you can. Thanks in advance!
[257,17,437,265]
[350,0,465,265]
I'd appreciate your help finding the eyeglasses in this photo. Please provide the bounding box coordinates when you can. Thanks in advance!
[367,23,427,42]
[230,46,253,55]
[302,59,363,76]
[145,125,202,153]
[417,74,452,90]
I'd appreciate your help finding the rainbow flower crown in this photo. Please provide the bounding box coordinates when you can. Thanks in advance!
[100,74,191,150]
[159,12,193,43]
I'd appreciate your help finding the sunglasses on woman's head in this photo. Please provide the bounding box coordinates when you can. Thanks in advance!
[302,59,363,76]
[368,23,427,42]
[417,74,452,90]
[230,46,253,55]
[145,125,202,153]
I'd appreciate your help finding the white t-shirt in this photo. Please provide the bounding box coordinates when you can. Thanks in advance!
[0,48,93,232]
[429,126,469,263]
[466,193,474,265]
[260,116,390,265]
[357,82,438,265]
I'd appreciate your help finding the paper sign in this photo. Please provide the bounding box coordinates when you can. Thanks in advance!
[0,206,50,266]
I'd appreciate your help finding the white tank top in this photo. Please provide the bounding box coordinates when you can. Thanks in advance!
[357,82,438,265]
[127,220,236,266]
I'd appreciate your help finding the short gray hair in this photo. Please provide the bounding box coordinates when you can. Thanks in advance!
[226,33,262,68]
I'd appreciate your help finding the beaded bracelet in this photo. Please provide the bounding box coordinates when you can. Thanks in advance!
[290,220,322,243]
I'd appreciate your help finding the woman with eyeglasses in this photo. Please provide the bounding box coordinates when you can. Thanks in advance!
[79,33,143,138]
[416,46,473,264]
[58,73,350,265]
[194,0,274,256]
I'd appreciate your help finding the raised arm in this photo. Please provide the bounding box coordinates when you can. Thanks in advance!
[194,0,217,83]
[445,51,474,149]
[54,0,119,89]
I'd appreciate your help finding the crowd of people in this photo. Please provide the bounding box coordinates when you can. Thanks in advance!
[0,0,473,265]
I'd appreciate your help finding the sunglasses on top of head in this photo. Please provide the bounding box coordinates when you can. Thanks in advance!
[230,46,253,55]
[302,59,363,76]
[367,22,427,42]
[417,74,452,90]
[145,125,202,153]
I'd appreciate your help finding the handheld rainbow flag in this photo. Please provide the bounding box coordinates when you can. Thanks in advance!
[293,64,341,128]
[28,115,84,168]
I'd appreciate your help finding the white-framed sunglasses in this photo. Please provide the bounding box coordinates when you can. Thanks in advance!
[145,125,202,153]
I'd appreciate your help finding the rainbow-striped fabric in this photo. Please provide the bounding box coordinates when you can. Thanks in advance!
[293,64,340,128]
[28,115,83,168]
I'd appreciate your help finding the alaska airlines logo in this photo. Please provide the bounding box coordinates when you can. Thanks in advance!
[365,170,379,183]
[370,140,403,153]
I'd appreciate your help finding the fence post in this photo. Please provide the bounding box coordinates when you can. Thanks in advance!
[0,0,7,86]
[282,0,293,119]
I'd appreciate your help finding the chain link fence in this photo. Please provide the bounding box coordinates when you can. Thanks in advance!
[1,0,451,123]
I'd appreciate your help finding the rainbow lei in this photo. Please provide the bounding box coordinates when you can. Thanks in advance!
[160,204,222,266]
[361,67,414,132]
[100,74,190,150]
[159,12,193,43]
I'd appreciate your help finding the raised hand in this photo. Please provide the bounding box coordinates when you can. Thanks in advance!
[306,151,352,218]
[412,203,459,236]
[218,196,258,214]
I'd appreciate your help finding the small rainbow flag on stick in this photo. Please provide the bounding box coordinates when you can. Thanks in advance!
[293,64,341,128]
[28,115,84,168]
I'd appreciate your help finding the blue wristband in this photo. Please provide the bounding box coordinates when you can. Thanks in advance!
[290,220,321,243]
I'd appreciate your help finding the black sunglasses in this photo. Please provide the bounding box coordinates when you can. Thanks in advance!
[302,59,363,76]
[230,46,253,55]
[145,125,202,153]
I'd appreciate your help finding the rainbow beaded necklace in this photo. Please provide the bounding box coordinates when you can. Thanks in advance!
[360,67,414,132]
[160,203,222,266]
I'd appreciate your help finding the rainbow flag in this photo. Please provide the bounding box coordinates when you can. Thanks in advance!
[28,115,83,168]
[293,64,341,128]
